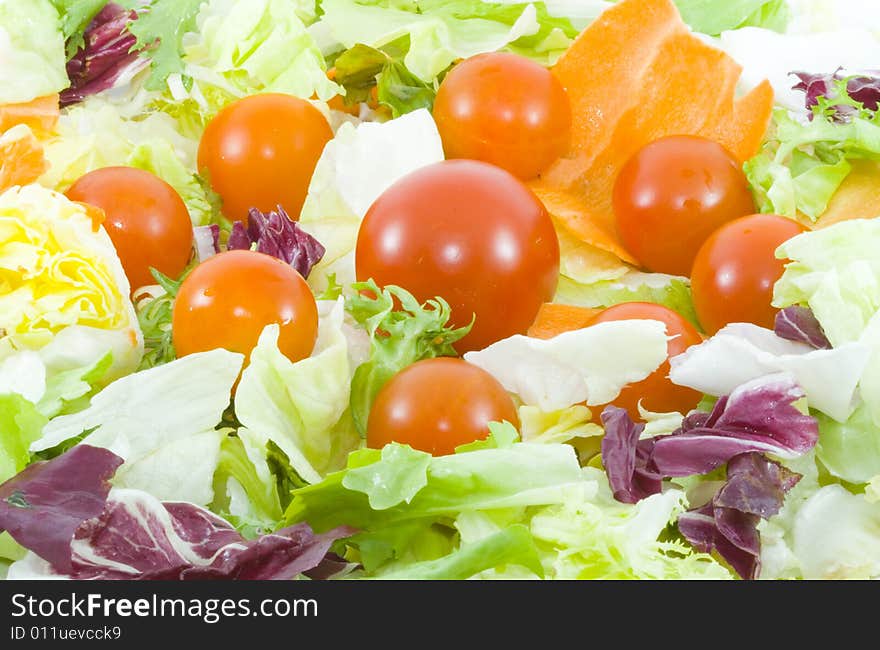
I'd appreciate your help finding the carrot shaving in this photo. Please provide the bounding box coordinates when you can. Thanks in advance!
[528,303,601,340]
[810,161,880,229]
[0,94,60,136]
[0,125,48,193]
[531,0,775,263]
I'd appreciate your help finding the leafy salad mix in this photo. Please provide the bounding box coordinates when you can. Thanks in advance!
[1,0,880,581]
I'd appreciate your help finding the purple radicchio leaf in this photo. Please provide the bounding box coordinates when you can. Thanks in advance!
[227,206,326,278]
[650,374,819,477]
[60,4,145,108]
[69,491,354,580]
[599,406,662,504]
[774,306,832,350]
[678,453,801,580]
[1,446,353,580]
[0,445,122,573]
[193,224,220,263]
[792,70,880,123]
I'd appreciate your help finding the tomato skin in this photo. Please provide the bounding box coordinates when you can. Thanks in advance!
[197,94,332,223]
[432,52,571,180]
[66,166,193,292]
[613,135,756,276]
[355,159,560,352]
[589,302,703,417]
[172,250,318,362]
[691,214,807,335]
[367,357,519,456]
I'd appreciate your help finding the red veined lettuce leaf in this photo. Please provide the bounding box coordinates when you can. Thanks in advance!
[678,452,801,579]
[227,206,326,278]
[599,406,661,504]
[774,306,831,350]
[60,3,145,107]
[650,374,818,476]
[601,374,817,499]
[0,445,121,573]
[0,445,353,580]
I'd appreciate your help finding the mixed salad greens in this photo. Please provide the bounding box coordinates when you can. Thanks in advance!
[1,0,880,581]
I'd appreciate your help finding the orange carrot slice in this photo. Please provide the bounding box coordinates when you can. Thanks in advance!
[531,0,775,264]
[810,161,880,229]
[528,303,601,340]
[0,125,48,193]
[0,94,60,135]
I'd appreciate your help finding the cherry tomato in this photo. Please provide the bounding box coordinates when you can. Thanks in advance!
[367,357,519,456]
[432,52,571,180]
[172,250,318,362]
[197,94,332,223]
[66,166,193,292]
[355,159,560,352]
[589,302,703,417]
[613,135,756,276]
[691,214,806,335]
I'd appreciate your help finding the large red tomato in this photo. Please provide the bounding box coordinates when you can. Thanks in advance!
[355,160,560,352]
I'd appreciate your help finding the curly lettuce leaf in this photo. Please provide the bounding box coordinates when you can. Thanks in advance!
[345,280,471,436]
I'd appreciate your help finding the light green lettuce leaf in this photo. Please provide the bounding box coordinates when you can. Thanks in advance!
[745,108,880,222]
[790,485,880,579]
[815,404,880,485]
[31,349,244,505]
[555,272,700,330]
[287,441,584,533]
[0,392,45,563]
[774,220,880,430]
[342,444,432,510]
[157,0,338,136]
[374,524,543,579]
[35,351,112,418]
[0,0,68,104]
[235,299,359,485]
[317,0,577,83]
[0,393,47,484]
[673,0,790,36]
[525,471,731,579]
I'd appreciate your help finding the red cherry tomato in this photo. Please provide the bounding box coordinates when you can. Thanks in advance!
[197,93,332,223]
[613,135,756,275]
[432,52,572,180]
[66,166,193,292]
[691,213,807,334]
[367,357,519,456]
[589,302,703,417]
[355,159,560,352]
[172,250,318,362]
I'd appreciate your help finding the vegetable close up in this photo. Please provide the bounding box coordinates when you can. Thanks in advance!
[1,0,880,583]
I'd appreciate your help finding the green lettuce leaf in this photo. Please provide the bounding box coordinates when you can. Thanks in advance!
[745,107,880,222]
[154,0,338,135]
[35,352,112,418]
[234,300,360,485]
[815,404,880,485]
[554,272,700,329]
[0,394,47,484]
[286,441,583,533]
[317,0,577,84]
[345,280,471,436]
[0,0,68,104]
[126,0,205,91]
[374,524,543,579]
[673,0,790,36]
